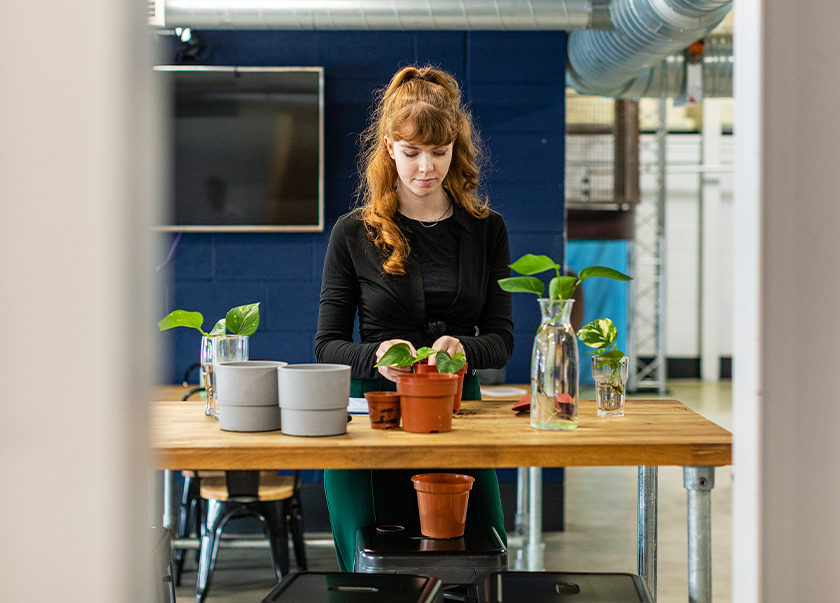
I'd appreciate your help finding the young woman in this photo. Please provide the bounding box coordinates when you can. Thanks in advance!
[315,65,513,571]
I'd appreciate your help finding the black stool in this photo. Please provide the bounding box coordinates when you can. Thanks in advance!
[485,571,654,602]
[354,524,507,602]
[261,571,443,602]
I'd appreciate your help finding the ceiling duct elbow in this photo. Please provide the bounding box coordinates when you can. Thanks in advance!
[162,0,612,31]
[567,0,732,97]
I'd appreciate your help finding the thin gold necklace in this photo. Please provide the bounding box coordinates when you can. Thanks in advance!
[417,201,452,228]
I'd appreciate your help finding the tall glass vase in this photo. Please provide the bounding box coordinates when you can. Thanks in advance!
[531,298,578,430]
[200,334,249,418]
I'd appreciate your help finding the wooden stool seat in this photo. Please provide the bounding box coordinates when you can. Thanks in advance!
[200,472,296,501]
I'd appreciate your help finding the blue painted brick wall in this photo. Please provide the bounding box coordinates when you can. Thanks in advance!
[157,31,567,385]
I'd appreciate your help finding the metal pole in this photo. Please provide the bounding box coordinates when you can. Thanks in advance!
[684,466,715,603]
[513,467,530,569]
[638,466,658,600]
[526,467,545,570]
[163,469,176,531]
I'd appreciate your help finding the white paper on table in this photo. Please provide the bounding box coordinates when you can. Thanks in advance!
[348,397,369,415]
[480,386,528,397]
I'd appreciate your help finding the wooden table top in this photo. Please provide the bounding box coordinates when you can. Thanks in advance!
[150,385,731,470]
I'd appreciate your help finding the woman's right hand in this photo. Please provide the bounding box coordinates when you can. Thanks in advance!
[375,339,417,382]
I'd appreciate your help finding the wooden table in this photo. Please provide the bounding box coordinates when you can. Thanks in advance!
[151,385,731,601]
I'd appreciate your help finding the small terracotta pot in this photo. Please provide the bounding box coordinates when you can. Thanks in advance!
[411,473,475,539]
[415,362,469,412]
[364,391,401,429]
[396,373,458,433]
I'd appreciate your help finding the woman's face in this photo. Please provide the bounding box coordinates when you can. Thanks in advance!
[385,138,454,201]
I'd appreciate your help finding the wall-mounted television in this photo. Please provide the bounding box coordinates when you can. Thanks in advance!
[155,66,324,232]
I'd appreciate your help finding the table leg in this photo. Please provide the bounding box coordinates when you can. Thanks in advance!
[525,466,545,570]
[638,466,658,601]
[163,469,176,531]
[512,467,528,569]
[684,466,714,603]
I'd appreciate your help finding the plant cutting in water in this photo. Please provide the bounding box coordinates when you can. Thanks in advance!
[497,254,631,300]
[578,317,627,411]
[157,302,261,337]
[374,342,466,374]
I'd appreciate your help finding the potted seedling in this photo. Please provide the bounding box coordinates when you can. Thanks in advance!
[577,317,629,417]
[374,344,467,432]
[158,302,260,418]
[497,254,631,430]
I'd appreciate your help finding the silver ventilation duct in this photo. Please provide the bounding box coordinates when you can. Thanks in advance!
[162,0,612,31]
[566,0,731,97]
[158,0,733,99]
[610,33,732,98]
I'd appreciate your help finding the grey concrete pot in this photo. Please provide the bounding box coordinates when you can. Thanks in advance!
[278,363,351,436]
[215,360,287,407]
[215,360,286,432]
[218,404,282,432]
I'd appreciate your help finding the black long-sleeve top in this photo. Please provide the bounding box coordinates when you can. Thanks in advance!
[315,206,514,380]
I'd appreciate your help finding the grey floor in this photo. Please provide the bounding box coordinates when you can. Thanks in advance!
[173,380,733,602]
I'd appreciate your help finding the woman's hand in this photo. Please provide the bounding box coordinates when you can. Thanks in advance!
[427,335,466,365]
[375,339,417,382]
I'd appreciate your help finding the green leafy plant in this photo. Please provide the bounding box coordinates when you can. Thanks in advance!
[374,343,467,374]
[497,254,631,301]
[577,317,626,391]
[157,302,261,337]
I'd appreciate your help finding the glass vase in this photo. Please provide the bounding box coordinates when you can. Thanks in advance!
[200,334,249,418]
[530,298,578,430]
[592,355,629,417]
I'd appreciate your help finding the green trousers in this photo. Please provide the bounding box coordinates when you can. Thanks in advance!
[324,373,507,572]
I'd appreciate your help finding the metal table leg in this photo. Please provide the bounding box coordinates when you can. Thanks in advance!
[684,466,714,603]
[525,466,545,570]
[638,466,658,601]
[163,469,176,531]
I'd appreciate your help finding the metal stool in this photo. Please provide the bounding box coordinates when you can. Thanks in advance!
[485,571,654,602]
[261,571,443,602]
[354,524,507,603]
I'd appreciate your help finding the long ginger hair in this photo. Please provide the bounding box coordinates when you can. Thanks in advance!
[356,65,488,275]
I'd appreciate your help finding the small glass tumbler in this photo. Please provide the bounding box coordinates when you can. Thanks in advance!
[591,356,629,417]
[200,335,249,418]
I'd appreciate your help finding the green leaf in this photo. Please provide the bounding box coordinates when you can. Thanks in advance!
[435,350,466,374]
[374,343,416,368]
[498,276,545,296]
[415,347,436,362]
[226,302,260,336]
[508,254,558,276]
[209,319,227,336]
[157,310,205,334]
[549,275,578,300]
[578,266,633,282]
[600,349,625,360]
[577,317,618,349]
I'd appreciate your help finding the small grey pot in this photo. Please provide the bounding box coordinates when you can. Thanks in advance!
[278,363,351,436]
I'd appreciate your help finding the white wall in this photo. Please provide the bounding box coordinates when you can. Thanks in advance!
[637,132,734,360]
[734,0,840,600]
[0,2,160,601]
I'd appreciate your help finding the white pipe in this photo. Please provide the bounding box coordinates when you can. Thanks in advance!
[162,0,610,30]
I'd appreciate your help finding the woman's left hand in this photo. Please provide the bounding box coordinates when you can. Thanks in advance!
[427,335,466,364]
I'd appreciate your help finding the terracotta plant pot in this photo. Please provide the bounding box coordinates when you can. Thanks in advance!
[411,473,475,539]
[396,373,458,433]
[415,362,469,412]
[364,391,401,429]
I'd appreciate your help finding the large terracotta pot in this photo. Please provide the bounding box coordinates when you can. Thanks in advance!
[411,473,475,539]
[414,362,468,413]
[364,391,401,429]
[396,373,458,433]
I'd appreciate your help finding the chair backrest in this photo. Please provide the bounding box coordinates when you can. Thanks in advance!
[225,470,260,499]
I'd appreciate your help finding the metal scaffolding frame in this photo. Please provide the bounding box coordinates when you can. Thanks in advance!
[628,100,668,393]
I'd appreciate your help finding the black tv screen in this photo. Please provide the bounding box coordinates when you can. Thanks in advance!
[155,66,324,232]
